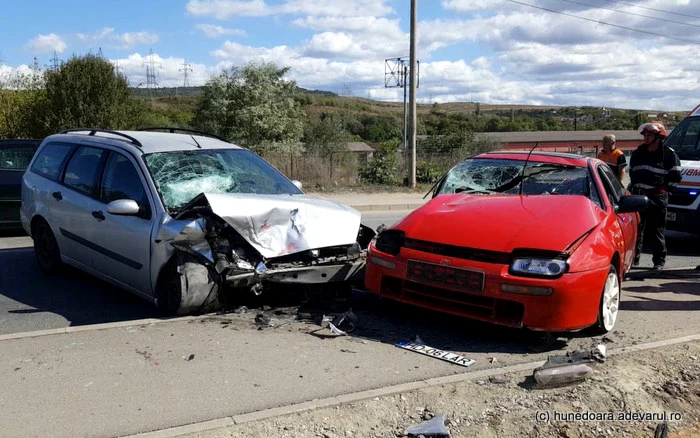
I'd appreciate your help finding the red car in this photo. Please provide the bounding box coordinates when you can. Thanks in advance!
[365,151,648,333]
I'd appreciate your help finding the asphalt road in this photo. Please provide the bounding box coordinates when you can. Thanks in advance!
[1,210,700,336]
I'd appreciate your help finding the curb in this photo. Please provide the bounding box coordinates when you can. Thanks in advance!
[122,333,700,438]
[351,202,425,212]
[0,316,202,342]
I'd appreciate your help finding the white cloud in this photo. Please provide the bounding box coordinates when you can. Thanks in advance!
[77,28,158,50]
[186,0,393,19]
[24,33,67,54]
[195,24,246,38]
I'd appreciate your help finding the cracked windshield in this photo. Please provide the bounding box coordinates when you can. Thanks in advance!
[437,158,589,197]
[143,149,302,211]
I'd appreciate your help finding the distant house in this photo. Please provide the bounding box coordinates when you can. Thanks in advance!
[346,142,374,164]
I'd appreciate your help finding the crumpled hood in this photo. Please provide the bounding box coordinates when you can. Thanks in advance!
[396,194,605,252]
[188,193,361,258]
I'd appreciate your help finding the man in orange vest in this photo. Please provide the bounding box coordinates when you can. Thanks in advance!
[597,134,626,181]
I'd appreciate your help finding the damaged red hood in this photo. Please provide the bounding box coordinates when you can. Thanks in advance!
[395,194,604,252]
[183,193,362,258]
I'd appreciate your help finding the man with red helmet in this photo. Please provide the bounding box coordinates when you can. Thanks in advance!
[629,121,681,270]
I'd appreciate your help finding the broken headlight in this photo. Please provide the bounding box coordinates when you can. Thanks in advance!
[510,257,568,278]
[374,230,405,256]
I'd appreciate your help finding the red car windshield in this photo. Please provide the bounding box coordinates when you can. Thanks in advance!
[436,158,590,197]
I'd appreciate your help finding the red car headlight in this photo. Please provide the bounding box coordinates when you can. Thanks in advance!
[374,230,405,256]
[510,257,568,278]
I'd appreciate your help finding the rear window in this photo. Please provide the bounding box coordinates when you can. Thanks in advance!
[0,146,35,170]
[30,143,74,181]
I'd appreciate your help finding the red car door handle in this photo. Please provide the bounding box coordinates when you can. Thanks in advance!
[92,210,105,221]
[51,191,62,201]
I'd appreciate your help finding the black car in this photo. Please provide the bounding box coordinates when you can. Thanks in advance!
[0,139,40,230]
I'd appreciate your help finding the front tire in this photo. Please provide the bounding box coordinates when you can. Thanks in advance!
[593,265,620,334]
[33,219,62,275]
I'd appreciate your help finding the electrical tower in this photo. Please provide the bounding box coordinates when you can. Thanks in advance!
[50,50,60,70]
[113,61,127,83]
[179,59,193,87]
[138,49,162,96]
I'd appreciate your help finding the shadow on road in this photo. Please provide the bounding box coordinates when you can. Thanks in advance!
[0,247,157,333]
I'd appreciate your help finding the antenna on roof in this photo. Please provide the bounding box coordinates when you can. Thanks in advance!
[519,142,539,196]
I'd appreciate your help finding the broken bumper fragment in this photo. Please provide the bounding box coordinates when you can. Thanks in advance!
[223,254,367,287]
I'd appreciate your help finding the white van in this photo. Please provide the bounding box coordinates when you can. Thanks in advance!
[665,104,700,234]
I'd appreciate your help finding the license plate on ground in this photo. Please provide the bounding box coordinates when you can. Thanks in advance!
[396,340,476,367]
[667,212,676,221]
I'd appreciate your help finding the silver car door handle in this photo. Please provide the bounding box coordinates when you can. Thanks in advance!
[51,191,62,201]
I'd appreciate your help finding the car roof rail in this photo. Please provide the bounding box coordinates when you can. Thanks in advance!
[59,128,143,147]
[137,127,228,143]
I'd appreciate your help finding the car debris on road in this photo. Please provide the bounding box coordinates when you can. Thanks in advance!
[533,344,607,386]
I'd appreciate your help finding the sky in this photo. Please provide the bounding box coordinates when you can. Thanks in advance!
[1,0,699,111]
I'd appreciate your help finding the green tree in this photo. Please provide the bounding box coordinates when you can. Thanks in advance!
[303,113,352,157]
[41,54,141,132]
[192,62,304,153]
[0,63,46,138]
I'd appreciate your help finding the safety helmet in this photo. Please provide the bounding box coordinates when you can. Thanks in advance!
[638,122,667,138]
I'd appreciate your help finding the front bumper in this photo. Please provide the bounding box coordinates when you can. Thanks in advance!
[667,206,700,235]
[365,246,609,332]
[224,257,366,288]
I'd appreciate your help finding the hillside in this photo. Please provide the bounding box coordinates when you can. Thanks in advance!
[129,86,686,134]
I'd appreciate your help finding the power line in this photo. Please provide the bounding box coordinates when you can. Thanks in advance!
[601,0,700,21]
[505,0,700,45]
[556,0,700,28]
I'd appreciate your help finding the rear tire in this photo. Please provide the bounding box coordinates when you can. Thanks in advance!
[593,265,620,334]
[33,219,62,275]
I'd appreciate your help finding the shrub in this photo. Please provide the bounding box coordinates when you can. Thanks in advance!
[358,140,399,185]
[416,161,442,183]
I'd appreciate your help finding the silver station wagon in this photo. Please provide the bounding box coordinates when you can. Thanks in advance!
[21,128,375,314]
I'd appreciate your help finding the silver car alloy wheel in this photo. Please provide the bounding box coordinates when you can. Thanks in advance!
[601,270,620,332]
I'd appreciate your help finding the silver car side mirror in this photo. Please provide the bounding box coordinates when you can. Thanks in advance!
[107,199,141,216]
[292,180,303,190]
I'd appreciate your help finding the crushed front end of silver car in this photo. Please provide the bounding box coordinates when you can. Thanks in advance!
[155,193,375,314]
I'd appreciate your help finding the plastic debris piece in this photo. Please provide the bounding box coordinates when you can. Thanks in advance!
[407,413,450,437]
[533,349,599,386]
[329,322,347,336]
[255,313,272,327]
[592,344,606,363]
[233,306,248,314]
[331,309,358,333]
[187,354,195,361]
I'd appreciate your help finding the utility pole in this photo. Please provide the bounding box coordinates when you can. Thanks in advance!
[408,0,418,188]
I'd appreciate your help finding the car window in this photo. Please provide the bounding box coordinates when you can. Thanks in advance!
[63,146,104,195]
[665,117,700,160]
[30,143,74,181]
[436,158,590,197]
[597,165,625,208]
[436,158,523,194]
[0,147,35,170]
[144,149,303,212]
[99,152,150,218]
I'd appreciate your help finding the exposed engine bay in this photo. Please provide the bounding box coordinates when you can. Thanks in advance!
[157,193,376,314]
